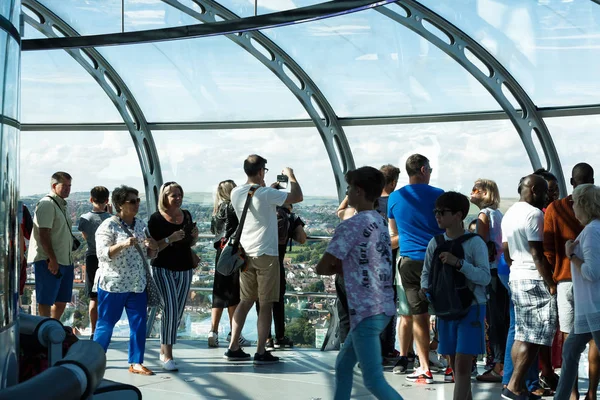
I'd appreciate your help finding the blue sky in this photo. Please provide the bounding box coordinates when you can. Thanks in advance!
[18,0,600,199]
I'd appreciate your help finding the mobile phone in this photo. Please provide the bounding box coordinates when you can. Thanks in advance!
[276,174,288,189]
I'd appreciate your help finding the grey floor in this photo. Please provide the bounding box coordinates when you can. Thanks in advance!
[102,338,515,399]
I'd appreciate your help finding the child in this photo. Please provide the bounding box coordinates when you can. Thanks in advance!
[316,166,402,400]
[77,186,111,337]
[421,192,490,400]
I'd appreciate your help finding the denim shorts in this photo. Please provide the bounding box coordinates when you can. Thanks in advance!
[437,304,486,356]
[34,260,74,305]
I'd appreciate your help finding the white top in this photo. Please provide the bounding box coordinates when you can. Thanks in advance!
[230,184,288,257]
[571,219,600,334]
[95,217,149,293]
[478,207,503,268]
[421,231,491,305]
[501,202,544,281]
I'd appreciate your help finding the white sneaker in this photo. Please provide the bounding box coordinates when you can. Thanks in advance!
[226,332,252,347]
[208,331,219,348]
[162,359,178,372]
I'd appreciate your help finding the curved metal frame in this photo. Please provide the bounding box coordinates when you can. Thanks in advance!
[22,0,398,51]
[163,0,354,200]
[376,2,566,195]
[22,0,164,211]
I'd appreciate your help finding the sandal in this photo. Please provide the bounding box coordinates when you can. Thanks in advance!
[129,364,155,375]
[476,369,502,382]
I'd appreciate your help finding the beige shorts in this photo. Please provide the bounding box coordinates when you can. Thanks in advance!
[240,255,280,303]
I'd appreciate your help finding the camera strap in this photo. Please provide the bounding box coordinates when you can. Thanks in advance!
[44,195,78,244]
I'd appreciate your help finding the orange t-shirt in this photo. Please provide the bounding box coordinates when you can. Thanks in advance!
[543,196,583,282]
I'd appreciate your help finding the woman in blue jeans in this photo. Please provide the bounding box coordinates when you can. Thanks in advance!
[498,254,542,398]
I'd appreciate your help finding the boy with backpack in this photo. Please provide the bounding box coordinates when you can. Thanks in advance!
[421,191,490,400]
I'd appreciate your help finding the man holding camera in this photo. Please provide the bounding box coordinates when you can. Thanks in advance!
[28,171,76,319]
[225,155,303,364]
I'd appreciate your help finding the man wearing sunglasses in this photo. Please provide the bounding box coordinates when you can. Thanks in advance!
[388,154,444,383]
[27,171,75,319]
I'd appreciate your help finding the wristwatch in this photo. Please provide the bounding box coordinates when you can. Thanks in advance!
[164,237,170,245]
[456,259,464,270]
[569,253,576,260]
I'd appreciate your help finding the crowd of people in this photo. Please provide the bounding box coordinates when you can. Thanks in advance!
[24,154,600,400]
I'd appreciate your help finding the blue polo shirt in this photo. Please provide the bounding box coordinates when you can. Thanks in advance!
[388,184,444,261]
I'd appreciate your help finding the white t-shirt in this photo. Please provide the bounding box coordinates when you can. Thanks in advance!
[501,201,544,281]
[230,184,288,257]
[479,207,503,268]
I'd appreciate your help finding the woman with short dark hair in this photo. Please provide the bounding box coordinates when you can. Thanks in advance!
[94,185,158,375]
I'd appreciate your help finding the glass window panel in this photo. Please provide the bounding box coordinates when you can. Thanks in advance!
[419,0,600,107]
[345,120,531,210]
[0,32,7,114]
[261,9,500,117]
[545,115,600,197]
[21,49,124,123]
[98,37,309,122]
[0,0,15,20]
[3,37,19,119]
[216,0,322,17]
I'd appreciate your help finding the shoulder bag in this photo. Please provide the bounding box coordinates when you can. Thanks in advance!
[112,217,163,308]
[216,185,259,276]
[44,196,81,251]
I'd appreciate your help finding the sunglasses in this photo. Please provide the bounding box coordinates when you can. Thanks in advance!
[433,208,453,216]
[125,198,141,205]
[471,187,482,194]
[264,167,269,173]
[162,181,177,188]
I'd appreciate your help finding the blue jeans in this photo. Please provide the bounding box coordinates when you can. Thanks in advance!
[555,330,600,399]
[334,314,403,400]
[499,274,539,390]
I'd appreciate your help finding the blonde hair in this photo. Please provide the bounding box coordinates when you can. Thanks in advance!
[213,180,236,215]
[573,184,600,225]
[158,182,184,212]
[474,179,501,209]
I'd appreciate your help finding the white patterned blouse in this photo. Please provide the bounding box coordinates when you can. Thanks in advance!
[95,217,149,293]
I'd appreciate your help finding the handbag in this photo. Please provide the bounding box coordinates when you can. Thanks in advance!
[45,196,81,251]
[216,185,259,276]
[112,217,163,308]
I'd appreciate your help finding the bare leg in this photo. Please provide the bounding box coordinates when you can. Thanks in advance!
[507,340,539,394]
[453,353,474,400]
[38,304,51,317]
[161,344,173,361]
[89,298,98,335]
[210,307,224,333]
[227,304,237,332]
[539,345,554,377]
[413,313,431,371]
[398,315,413,356]
[587,340,600,400]
[257,301,273,355]
[229,300,253,351]
[51,302,67,320]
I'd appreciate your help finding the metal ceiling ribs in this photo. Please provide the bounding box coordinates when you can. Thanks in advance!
[161,0,355,200]
[22,0,164,212]
[376,1,566,195]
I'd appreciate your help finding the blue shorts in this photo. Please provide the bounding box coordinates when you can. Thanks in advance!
[438,304,486,356]
[34,260,74,305]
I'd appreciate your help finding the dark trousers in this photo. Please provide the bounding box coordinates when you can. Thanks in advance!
[486,270,510,363]
[335,274,350,344]
[256,245,287,339]
[379,248,399,355]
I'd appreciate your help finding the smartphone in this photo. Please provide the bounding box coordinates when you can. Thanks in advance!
[276,174,288,189]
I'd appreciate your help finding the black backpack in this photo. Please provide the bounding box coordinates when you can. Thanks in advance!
[277,206,292,246]
[428,233,478,320]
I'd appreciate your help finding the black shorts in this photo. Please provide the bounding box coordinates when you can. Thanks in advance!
[85,255,99,299]
[212,249,241,308]
[399,257,428,315]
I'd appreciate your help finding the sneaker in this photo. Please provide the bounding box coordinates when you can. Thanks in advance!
[223,348,251,361]
[392,356,409,374]
[159,354,178,364]
[226,332,252,347]
[501,387,529,400]
[476,368,502,382]
[406,367,434,384]
[254,351,280,365]
[383,349,401,364]
[265,338,275,351]
[162,359,179,372]
[471,362,478,377]
[539,373,559,392]
[208,331,219,348]
[274,336,294,349]
[444,367,454,383]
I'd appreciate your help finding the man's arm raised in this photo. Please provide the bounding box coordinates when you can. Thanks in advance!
[284,167,303,204]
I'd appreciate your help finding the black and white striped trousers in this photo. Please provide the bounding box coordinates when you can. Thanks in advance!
[152,267,193,345]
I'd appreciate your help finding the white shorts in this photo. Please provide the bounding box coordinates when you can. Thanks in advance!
[557,281,574,334]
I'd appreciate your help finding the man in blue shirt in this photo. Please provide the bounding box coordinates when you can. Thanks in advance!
[388,154,444,384]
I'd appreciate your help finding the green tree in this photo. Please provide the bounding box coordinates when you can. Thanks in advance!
[307,280,325,292]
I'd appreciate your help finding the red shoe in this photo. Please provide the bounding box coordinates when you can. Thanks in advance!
[444,367,454,383]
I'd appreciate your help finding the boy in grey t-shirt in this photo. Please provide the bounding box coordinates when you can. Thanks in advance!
[77,186,111,336]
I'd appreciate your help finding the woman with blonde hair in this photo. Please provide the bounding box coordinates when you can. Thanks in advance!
[148,181,199,371]
[555,184,600,399]
[470,179,509,382]
[208,180,251,348]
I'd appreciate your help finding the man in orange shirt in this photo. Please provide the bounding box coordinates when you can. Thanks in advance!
[544,162,598,400]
